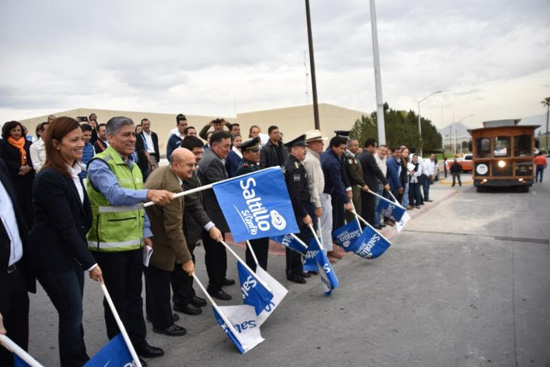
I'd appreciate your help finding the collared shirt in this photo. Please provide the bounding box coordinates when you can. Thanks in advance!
[30,137,47,173]
[68,163,84,203]
[0,180,23,266]
[422,159,435,176]
[88,154,153,238]
[143,131,155,154]
[375,154,387,176]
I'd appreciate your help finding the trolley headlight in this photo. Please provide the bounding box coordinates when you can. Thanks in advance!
[476,164,488,175]
[497,160,506,168]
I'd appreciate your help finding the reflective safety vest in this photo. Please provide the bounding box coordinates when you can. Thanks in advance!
[87,145,145,252]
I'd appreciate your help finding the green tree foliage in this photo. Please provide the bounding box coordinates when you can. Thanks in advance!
[350,103,442,156]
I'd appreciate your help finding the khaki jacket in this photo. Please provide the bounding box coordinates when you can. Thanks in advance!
[144,166,191,271]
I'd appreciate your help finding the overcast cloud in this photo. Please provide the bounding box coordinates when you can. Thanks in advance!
[1,0,549,128]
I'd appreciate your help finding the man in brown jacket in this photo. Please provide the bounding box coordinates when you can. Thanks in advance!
[144,148,196,337]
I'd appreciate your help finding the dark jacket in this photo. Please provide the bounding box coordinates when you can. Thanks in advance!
[225,150,242,178]
[0,158,35,293]
[450,161,462,173]
[196,148,230,232]
[183,172,212,244]
[357,150,388,190]
[321,149,350,203]
[166,134,183,162]
[260,140,288,168]
[386,156,402,191]
[30,168,95,272]
[283,155,310,223]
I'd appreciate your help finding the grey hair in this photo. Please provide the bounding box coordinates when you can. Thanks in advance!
[106,116,134,136]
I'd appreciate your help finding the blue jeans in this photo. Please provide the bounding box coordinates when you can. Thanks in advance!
[421,174,431,200]
[37,264,88,367]
[374,182,384,226]
[401,182,410,208]
[536,166,544,182]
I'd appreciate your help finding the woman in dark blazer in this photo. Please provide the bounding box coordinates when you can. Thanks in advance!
[30,117,103,367]
[0,121,35,228]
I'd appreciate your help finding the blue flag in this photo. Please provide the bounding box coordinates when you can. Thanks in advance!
[348,225,391,259]
[376,196,406,222]
[303,238,319,273]
[333,220,362,252]
[213,305,264,354]
[270,233,307,255]
[237,262,274,315]
[213,167,299,242]
[14,355,30,367]
[84,334,134,367]
[308,238,339,295]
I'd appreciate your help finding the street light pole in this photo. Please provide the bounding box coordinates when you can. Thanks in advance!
[369,0,386,145]
[417,90,442,156]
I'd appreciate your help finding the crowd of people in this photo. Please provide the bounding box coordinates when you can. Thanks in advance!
[0,113,441,367]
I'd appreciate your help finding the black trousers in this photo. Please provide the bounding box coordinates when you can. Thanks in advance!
[360,190,376,226]
[246,237,269,272]
[93,250,147,351]
[331,194,346,236]
[285,225,311,277]
[144,265,173,329]
[0,263,29,367]
[171,241,197,308]
[203,231,227,292]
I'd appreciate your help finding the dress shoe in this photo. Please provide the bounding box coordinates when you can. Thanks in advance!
[139,358,148,367]
[147,313,179,322]
[222,278,235,286]
[153,324,187,337]
[407,206,414,210]
[137,342,164,358]
[384,219,395,226]
[327,250,343,259]
[373,225,383,230]
[306,271,319,276]
[190,295,207,307]
[208,288,232,301]
[287,275,307,284]
[380,223,387,228]
[174,302,202,316]
[300,271,312,278]
[425,199,433,202]
[328,257,337,264]
[415,205,421,209]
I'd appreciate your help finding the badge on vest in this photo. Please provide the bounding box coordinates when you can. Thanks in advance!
[293,174,301,181]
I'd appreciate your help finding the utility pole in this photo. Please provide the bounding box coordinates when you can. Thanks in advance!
[305,0,320,130]
[369,0,386,145]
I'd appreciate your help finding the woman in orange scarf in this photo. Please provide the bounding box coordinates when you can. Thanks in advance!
[0,120,35,227]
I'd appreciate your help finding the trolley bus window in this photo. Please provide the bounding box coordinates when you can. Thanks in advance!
[493,137,510,157]
[514,135,532,157]
[475,138,491,158]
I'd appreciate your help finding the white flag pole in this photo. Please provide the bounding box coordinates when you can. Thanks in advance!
[0,335,43,367]
[351,211,392,245]
[220,240,273,293]
[350,201,363,233]
[191,273,247,350]
[366,188,406,210]
[289,233,309,249]
[245,240,260,268]
[308,225,325,251]
[100,283,142,367]
[143,166,283,208]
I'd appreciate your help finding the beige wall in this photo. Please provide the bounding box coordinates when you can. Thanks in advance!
[17,103,366,155]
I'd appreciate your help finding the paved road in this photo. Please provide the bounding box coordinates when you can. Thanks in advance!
[28,179,550,367]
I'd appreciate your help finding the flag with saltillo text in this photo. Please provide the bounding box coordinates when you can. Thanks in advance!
[213,305,264,354]
[333,220,362,252]
[237,262,274,315]
[376,195,406,222]
[253,266,288,326]
[270,233,308,255]
[84,334,134,367]
[348,225,391,259]
[212,167,299,242]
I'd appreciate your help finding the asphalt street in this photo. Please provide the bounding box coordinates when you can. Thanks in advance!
[27,175,550,367]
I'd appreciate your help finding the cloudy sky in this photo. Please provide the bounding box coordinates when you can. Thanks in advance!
[1,0,549,130]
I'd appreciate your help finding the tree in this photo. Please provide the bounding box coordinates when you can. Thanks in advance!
[351,103,442,156]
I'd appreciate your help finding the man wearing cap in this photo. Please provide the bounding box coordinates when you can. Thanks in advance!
[321,135,353,261]
[260,125,288,168]
[283,134,312,284]
[199,118,228,141]
[166,114,188,161]
[236,137,269,271]
[303,130,331,263]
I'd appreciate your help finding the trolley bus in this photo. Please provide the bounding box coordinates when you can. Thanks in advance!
[468,119,539,192]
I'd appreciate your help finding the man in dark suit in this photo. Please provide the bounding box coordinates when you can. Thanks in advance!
[196,131,234,300]
[357,138,390,225]
[0,158,36,367]
[93,123,109,153]
[140,119,160,169]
